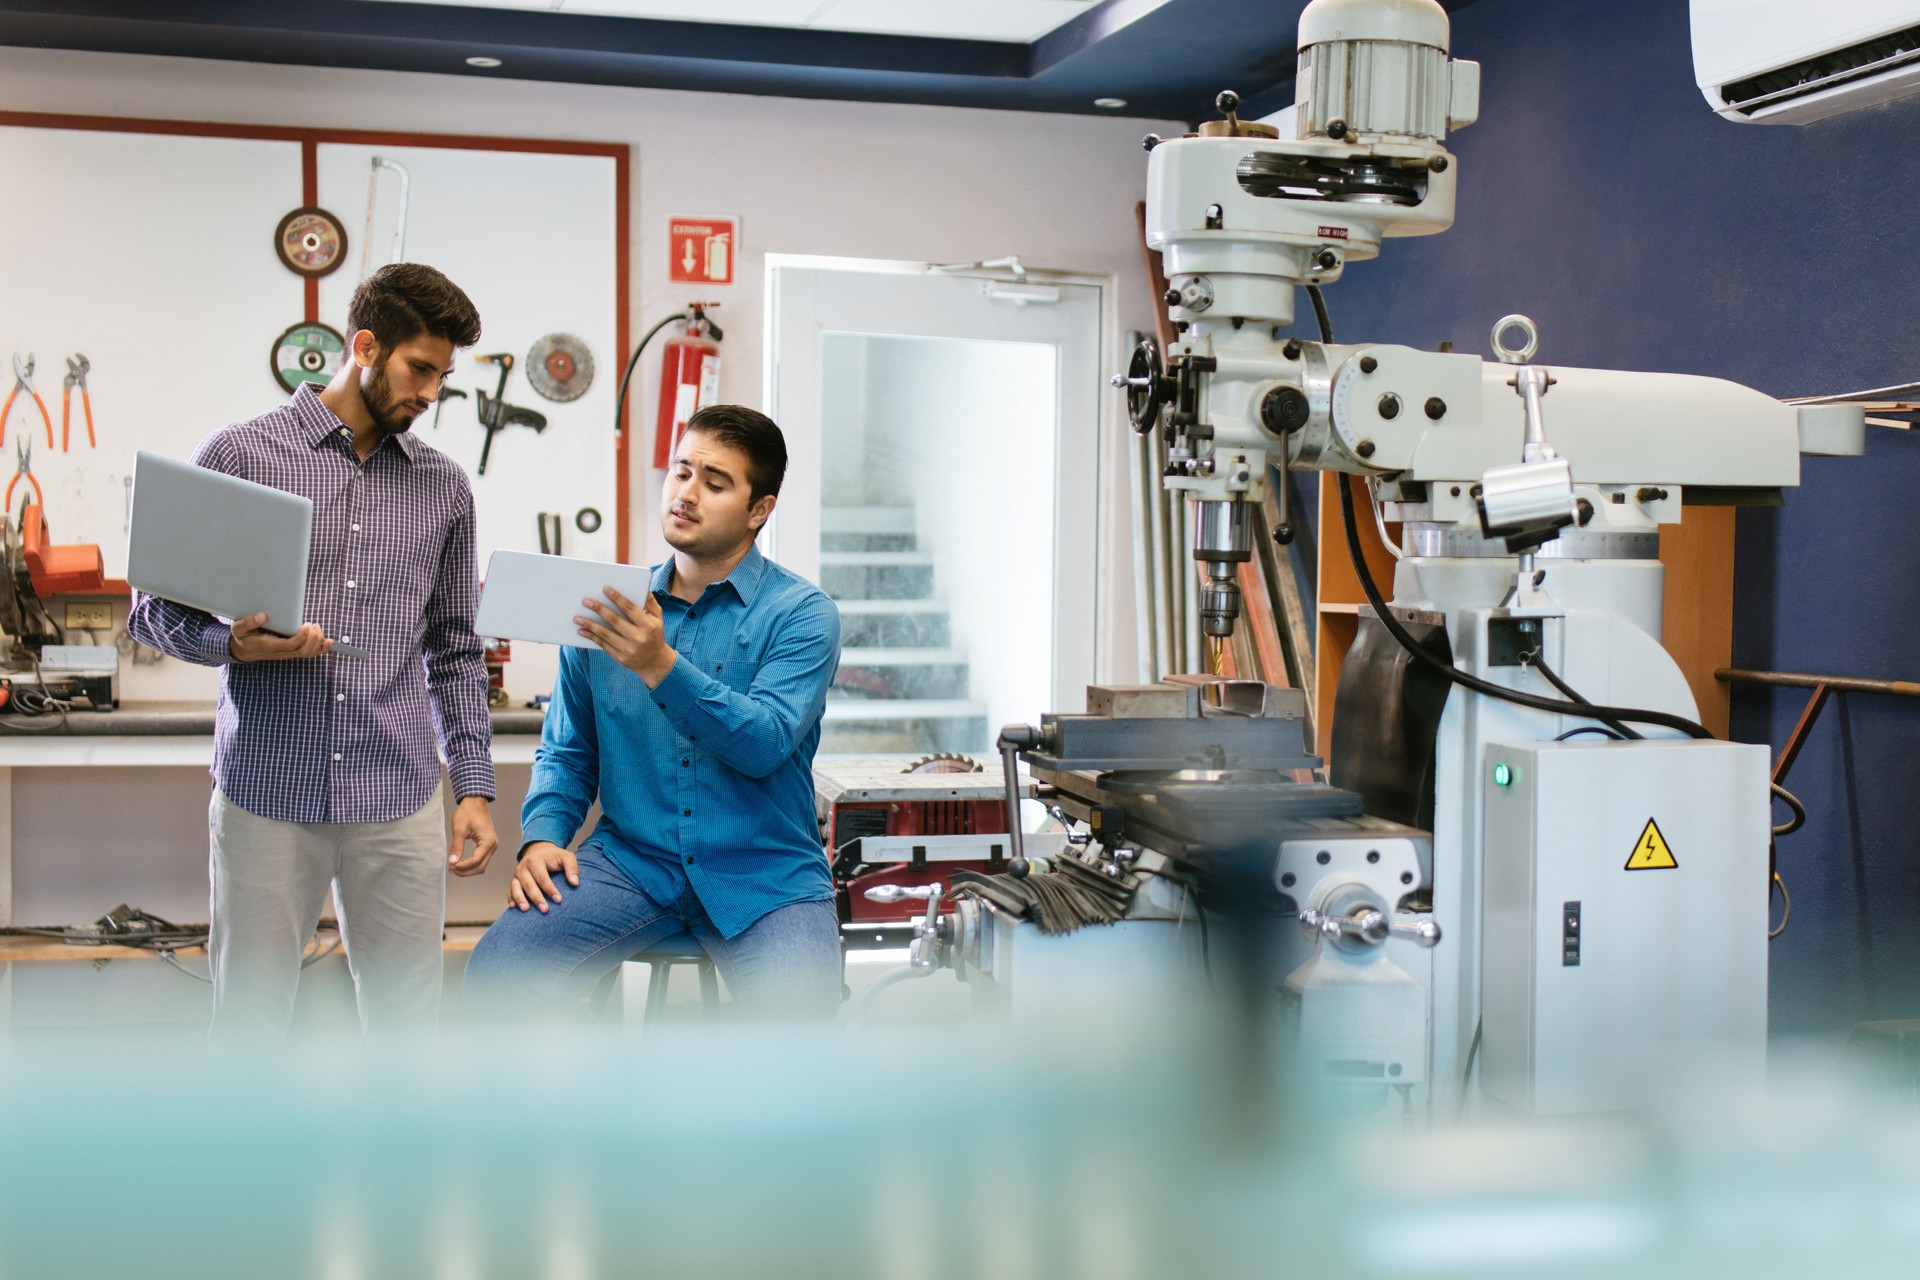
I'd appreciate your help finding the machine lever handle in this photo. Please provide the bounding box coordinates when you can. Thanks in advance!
[862,884,940,904]
[1298,907,1440,949]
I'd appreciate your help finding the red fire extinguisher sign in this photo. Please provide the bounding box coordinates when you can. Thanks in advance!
[668,217,737,286]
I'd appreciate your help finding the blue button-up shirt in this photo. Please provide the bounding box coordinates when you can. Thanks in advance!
[128,383,495,824]
[519,545,839,938]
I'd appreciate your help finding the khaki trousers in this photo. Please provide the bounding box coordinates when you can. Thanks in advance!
[208,783,447,1042]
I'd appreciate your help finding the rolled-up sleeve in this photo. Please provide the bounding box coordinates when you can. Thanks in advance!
[652,594,840,780]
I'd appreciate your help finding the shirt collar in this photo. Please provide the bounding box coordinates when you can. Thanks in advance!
[291,382,418,463]
[650,544,769,605]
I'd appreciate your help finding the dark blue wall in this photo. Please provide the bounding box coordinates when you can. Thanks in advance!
[1305,0,1920,1042]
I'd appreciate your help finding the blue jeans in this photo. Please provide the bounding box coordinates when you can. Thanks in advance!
[463,841,842,1020]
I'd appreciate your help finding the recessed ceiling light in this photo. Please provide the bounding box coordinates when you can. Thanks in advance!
[1094,98,1127,109]
[466,56,503,68]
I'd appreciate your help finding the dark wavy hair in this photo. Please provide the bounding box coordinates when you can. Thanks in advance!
[684,405,788,504]
[346,262,482,352]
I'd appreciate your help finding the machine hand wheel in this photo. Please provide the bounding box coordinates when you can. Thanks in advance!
[1111,338,1175,434]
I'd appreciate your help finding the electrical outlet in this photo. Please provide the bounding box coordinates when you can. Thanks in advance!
[64,602,113,630]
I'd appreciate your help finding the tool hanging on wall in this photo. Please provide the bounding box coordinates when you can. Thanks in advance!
[271,322,347,394]
[359,157,410,278]
[472,353,547,477]
[537,512,563,555]
[526,333,595,403]
[2,355,54,450]
[431,385,467,430]
[6,437,43,524]
[274,207,350,278]
[61,354,95,451]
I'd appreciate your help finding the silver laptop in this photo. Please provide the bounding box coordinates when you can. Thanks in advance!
[127,451,360,654]
[474,549,659,648]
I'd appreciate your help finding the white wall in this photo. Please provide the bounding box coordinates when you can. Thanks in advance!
[0,46,1177,703]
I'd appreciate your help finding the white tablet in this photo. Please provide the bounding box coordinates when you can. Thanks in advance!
[474,549,660,648]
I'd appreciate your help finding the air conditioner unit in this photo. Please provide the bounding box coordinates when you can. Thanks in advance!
[1692,0,1920,123]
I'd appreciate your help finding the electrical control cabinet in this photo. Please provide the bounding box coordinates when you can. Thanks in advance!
[1481,739,1770,1114]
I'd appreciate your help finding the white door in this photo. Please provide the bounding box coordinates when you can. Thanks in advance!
[768,263,1103,757]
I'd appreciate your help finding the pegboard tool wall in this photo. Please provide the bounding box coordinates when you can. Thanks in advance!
[0,115,627,700]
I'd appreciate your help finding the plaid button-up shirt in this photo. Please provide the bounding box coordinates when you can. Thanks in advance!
[129,383,494,824]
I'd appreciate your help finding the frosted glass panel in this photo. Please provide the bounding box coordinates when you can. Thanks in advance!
[816,332,1058,758]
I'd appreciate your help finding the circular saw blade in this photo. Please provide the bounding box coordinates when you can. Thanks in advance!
[274,206,350,278]
[271,321,347,394]
[526,333,595,403]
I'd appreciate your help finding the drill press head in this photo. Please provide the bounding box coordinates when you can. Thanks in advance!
[1132,0,1479,648]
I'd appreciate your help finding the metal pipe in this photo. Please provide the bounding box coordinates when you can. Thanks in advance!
[995,726,1039,870]
[1178,500,1201,673]
[1718,668,1920,697]
[1144,427,1171,679]
[1129,418,1158,682]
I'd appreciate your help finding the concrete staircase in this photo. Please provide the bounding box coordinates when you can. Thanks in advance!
[819,506,986,755]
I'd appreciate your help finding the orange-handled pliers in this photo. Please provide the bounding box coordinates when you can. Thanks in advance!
[1,355,54,451]
[62,353,94,451]
[5,437,42,520]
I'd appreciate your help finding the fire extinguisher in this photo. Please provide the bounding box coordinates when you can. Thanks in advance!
[613,302,725,470]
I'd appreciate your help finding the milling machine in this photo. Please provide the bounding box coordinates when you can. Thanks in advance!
[873,0,1866,1116]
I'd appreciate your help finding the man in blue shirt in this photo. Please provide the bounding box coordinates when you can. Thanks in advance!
[464,405,842,1017]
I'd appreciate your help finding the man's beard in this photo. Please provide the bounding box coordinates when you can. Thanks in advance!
[363,362,423,437]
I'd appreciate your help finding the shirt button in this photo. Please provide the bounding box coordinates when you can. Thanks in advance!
[333,753,343,762]
[336,693,345,702]
[681,759,689,767]
[346,580,356,589]
[685,855,696,865]
[683,809,692,817]
[351,524,361,532]
[341,636,350,644]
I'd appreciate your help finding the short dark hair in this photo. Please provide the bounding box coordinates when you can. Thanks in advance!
[683,405,788,503]
[347,263,482,352]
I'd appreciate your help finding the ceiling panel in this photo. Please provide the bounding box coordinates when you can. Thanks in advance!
[808,0,1096,42]
[556,0,830,24]
[0,0,1480,120]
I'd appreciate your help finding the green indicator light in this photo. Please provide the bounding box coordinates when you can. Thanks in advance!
[1493,762,1513,787]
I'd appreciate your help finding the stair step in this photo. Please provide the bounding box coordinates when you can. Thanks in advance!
[820,507,917,535]
[822,699,985,723]
[832,646,970,700]
[836,601,951,648]
[820,699,990,756]
[820,552,935,602]
[820,551,934,568]
[822,532,915,553]
[836,599,949,615]
[838,647,967,665]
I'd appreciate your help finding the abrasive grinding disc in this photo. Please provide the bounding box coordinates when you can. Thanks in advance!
[526,332,594,403]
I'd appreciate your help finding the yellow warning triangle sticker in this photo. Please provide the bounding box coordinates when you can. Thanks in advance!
[1625,818,1678,871]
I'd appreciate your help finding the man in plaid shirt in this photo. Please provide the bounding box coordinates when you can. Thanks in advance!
[129,263,499,1040]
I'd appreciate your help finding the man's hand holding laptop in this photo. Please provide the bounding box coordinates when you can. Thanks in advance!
[226,614,333,662]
